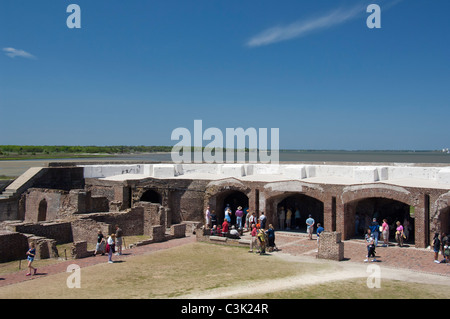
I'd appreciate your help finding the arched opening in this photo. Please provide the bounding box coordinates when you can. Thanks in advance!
[273,194,324,232]
[213,190,249,225]
[38,199,47,222]
[140,189,162,204]
[349,197,414,244]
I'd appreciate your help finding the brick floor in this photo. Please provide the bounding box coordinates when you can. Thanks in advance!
[273,231,450,277]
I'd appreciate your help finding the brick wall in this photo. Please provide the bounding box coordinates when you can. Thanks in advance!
[0,231,29,262]
[318,232,344,261]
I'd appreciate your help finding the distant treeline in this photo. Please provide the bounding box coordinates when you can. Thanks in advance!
[0,145,173,155]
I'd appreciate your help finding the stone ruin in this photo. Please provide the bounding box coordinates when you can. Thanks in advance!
[0,162,449,263]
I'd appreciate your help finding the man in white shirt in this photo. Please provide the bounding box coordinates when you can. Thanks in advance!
[205,206,211,228]
[306,215,315,240]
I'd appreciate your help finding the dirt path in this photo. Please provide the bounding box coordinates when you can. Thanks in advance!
[179,252,450,299]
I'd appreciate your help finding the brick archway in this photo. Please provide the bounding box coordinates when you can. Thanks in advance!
[433,192,450,237]
[265,192,324,231]
[140,189,162,204]
[205,179,251,225]
[341,184,415,242]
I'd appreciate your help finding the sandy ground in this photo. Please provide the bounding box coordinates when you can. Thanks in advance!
[179,252,450,299]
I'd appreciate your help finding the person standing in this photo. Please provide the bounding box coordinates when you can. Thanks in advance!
[94,229,105,256]
[433,233,441,264]
[115,225,123,256]
[257,228,266,255]
[441,233,448,259]
[355,213,360,236]
[444,236,450,264]
[235,206,244,229]
[106,234,115,263]
[365,229,376,262]
[286,208,292,230]
[210,210,217,227]
[381,219,389,247]
[306,214,315,240]
[279,207,286,230]
[259,212,267,230]
[225,208,232,223]
[249,212,257,229]
[316,223,324,241]
[25,242,37,276]
[294,207,301,230]
[249,224,258,253]
[205,206,211,228]
[395,221,405,247]
[266,224,277,252]
[369,218,380,247]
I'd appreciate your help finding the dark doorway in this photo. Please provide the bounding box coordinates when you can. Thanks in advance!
[352,197,413,243]
[276,194,324,231]
[219,191,249,225]
[140,189,162,204]
[38,199,47,222]
[440,207,450,236]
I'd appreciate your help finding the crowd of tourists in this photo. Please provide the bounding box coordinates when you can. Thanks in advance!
[204,205,325,255]
[93,224,124,263]
[363,217,450,264]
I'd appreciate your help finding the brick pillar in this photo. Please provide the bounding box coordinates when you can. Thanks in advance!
[318,232,344,261]
[414,195,428,248]
[337,201,349,239]
[323,196,337,232]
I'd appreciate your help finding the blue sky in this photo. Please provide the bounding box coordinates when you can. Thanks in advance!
[0,0,449,150]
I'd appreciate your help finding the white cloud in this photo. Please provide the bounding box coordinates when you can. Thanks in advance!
[3,47,36,59]
[246,5,366,48]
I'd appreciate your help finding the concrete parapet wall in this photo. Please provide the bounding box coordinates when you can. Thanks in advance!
[77,163,450,186]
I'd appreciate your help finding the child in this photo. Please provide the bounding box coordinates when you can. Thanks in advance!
[26,242,37,276]
[365,229,376,262]
[433,233,441,264]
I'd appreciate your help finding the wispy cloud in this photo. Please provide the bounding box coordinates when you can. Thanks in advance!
[3,47,36,59]
[246,4,366,48]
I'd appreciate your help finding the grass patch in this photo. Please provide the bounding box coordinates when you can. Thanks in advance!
[0,242,446,299]
[0,242,327,299]
[242,277,448,299]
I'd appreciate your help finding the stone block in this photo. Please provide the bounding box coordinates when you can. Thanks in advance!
[353,167,379,183]
[220,164,245,177]
[153,164,175,178]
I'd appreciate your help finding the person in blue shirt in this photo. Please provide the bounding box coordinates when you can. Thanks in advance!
[369,218,380,247]
[265,224,278,252]
[316,223,324,250]
[306,215,315,240]
[26,242,37,276]
[316,223,324,238]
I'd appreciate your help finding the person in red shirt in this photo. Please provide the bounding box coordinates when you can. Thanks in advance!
[222,219,229,236]
[249,224,258,253]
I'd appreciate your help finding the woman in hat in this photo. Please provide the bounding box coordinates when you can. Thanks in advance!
[235,206,244,229]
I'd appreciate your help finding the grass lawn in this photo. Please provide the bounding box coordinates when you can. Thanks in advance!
[0,242,446,299]
[0,242,328,299]
[242,278,447,299]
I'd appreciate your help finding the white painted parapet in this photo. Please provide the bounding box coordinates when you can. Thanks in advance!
[77,163,450,188]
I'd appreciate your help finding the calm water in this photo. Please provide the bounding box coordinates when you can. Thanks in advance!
[1,151,449,177]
